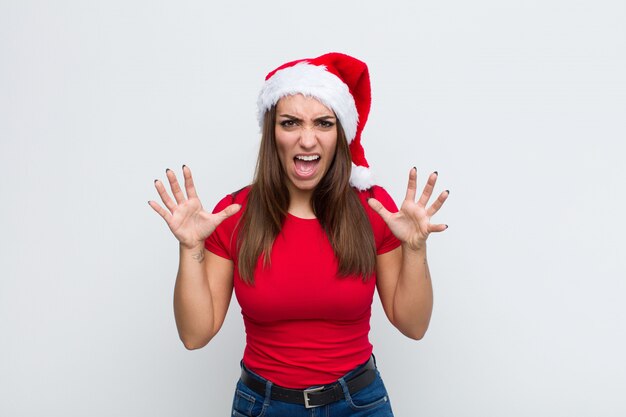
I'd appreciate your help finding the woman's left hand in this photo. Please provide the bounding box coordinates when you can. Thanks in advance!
[368,168,449,251]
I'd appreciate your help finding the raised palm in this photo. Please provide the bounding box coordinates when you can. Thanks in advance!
[368,168,449,250]
[148,166,240,249]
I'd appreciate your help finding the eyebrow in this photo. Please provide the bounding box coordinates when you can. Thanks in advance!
[278,114,336,121]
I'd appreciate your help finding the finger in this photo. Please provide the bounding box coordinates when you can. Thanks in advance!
[182,165,199,200]
[368,198,393,224]
[154,179,177,212]
[166,168,186,204]
[429,223,448,233]
[417,171,438,207]
[427,189,449,217]
[213,204,241,227]
[404,167,418,202]
[148,200,172,222]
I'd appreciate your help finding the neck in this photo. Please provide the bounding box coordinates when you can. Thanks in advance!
[287,187,316,219]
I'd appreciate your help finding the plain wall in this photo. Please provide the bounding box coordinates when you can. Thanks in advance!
[1,0,625,416]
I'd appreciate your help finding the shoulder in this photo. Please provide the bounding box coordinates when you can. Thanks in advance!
[356,186,401,254]
[211,185,252,214]
[205,185,251,257]
[230,185,252,206]
[355,185,397,211]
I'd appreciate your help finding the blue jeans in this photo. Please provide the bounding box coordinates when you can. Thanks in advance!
[231,357,394,417]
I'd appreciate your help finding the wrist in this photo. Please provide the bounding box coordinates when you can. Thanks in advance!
[179,243,206,263]
[402,240,427,254]
[179,241,205,252]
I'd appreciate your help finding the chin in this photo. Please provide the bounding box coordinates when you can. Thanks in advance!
[288,176,323,194]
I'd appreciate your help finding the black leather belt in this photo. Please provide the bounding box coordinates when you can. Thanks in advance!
[240,357,377,409]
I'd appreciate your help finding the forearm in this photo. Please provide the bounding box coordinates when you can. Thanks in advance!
[392,243,434,340]
[173,244,215,349]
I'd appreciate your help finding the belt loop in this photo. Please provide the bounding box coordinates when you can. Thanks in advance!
[337,376,351,402]
[263,378,273,407]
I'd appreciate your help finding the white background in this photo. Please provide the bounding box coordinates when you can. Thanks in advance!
[1,0,625,416]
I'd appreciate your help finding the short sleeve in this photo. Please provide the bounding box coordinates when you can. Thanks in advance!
[363,186,402,255]
[204,194,237,260]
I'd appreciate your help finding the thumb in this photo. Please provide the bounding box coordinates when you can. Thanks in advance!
[367,198,392,223]
[214,204,242,226]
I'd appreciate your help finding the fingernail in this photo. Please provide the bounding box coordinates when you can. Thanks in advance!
[433,171,438,175]
[154,179,158,184]
[445,224,449,229]
[413,166,417,171]
[445,189,450,194]
[182,164,187,169]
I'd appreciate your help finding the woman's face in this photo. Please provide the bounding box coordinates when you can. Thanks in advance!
[275,94,338,198]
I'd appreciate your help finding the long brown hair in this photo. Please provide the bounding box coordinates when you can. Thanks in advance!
[237,105,376,283]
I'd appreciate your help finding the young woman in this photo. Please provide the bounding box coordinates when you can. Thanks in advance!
[149,53,449,416]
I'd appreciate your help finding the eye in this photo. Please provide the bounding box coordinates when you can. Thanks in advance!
[316,120,335,129]
[279,120,298,128]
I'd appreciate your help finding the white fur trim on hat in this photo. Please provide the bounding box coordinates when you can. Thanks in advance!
[257,62,359,143]
[350,163,375,191]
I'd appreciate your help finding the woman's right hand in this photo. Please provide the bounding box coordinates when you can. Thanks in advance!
[148,165,241,250]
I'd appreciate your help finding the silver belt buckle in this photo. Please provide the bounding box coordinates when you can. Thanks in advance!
[303,386,325,408]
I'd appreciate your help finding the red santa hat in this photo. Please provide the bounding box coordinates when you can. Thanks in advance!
[257,52,374,191]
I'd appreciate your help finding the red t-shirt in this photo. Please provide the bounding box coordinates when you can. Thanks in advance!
[205,186,401,388]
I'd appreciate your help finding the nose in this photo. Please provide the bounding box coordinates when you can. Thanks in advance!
[298,126,317,149]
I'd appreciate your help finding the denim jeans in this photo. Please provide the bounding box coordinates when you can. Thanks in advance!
[231,357,394,417]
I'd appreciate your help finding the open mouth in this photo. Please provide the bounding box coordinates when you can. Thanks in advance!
[293,155,320,177]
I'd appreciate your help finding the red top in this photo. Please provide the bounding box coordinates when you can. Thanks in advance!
[205,186,401,388]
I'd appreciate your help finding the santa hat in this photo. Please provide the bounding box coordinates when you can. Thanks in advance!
[257,52,374,191]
